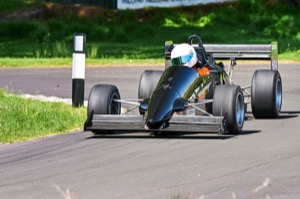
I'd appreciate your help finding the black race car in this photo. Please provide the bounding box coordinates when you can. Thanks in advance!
[84,34,282,135]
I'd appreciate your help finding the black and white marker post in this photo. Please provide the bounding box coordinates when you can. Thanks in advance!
[72,33,86,107]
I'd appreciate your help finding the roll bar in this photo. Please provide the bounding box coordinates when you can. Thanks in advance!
[165,41,278,70]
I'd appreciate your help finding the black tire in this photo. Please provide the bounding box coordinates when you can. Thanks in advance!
[138,70,163,99]
[251,70,282,118]
[213,85,245,134]
[87,84,121,117]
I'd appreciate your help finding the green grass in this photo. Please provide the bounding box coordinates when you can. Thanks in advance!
[0,57,73,67]
[0,89,86,143]
[0,57,164,67]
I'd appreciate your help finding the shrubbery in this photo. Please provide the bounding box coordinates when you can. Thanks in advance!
[0,0,299,59]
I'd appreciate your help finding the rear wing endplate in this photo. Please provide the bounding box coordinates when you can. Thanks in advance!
[165,41,278,70]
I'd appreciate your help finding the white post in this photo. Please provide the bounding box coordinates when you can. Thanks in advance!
[72,33,86,107]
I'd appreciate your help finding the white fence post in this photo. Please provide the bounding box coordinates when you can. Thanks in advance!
[72,33,86,107]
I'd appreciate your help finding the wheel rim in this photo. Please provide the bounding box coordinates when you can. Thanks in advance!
[109,93,121,114]
[275,78,282,112]
[235,92,244,127]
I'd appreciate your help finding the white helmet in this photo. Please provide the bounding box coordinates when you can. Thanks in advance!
[170,43,197,68]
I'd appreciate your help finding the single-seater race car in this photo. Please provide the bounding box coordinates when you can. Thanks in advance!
[84,34,282,135]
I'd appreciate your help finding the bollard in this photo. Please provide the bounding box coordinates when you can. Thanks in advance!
[72,33,86,107]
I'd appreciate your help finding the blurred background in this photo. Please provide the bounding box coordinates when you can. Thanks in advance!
[0,0,299,61]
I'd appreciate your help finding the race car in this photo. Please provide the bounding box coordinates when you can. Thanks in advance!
[84,34,282,135]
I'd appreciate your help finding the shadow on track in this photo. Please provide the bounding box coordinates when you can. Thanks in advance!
[278,111,300,119]
[238,130,261,136]
[245,111,299,120]
[86,130,260,140]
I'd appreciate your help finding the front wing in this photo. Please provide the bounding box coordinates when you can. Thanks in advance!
[84,114,226,134]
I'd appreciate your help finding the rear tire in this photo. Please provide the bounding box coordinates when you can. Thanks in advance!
[213,85,245,134]
[138,70,163,99]
[251,70,282,118]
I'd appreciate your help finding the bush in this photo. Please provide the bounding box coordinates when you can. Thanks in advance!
[0,20,38,39]
[0,0,299,58]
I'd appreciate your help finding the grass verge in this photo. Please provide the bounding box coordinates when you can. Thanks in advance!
[0,57,165,67]
[0,55,298,68]
[0,89,86,144]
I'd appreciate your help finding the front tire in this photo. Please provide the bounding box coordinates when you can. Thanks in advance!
[213,85,245,134]
[87,84,121,117]
[251,70,282,118]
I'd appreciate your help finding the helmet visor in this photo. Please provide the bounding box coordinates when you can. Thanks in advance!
[171,53,193,66]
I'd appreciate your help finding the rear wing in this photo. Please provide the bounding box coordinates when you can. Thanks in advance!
[165,41,278,70]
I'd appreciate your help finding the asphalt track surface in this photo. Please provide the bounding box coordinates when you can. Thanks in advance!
[0,63,300,198]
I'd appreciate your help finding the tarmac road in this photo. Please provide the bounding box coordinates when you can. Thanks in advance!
[0,63,300,198]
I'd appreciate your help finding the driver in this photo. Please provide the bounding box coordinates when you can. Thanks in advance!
[170,43,198,68]
[170,43,210,76]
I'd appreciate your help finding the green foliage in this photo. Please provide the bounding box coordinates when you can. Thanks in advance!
[0,89,86,143]
[0,0,299,60]
[0,20,38,39]
[0,0,39,12]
